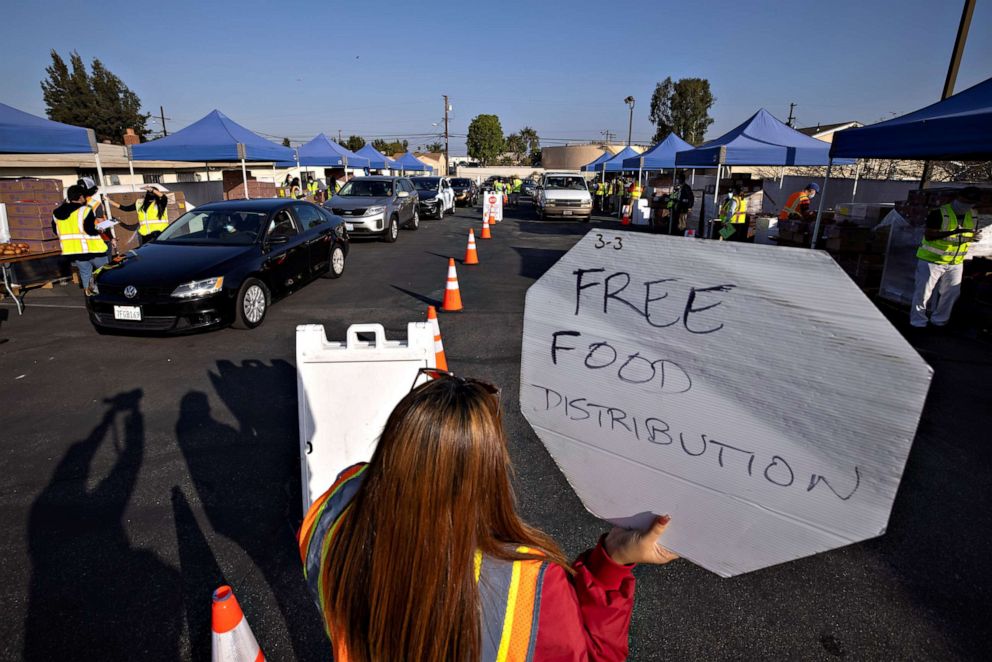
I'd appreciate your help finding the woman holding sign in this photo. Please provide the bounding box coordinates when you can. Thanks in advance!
[298,370,677,662]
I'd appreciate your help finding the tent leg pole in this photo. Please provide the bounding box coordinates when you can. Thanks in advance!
[852,160,862,201]
[690,169,695,186]
[779,166,784,189]
[709,164,722,239]
[241,158,250,200]
[811,160,833,249]
[128,158,136,192]
[94,152,106,188]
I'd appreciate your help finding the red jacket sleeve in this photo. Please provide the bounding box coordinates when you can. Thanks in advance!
[533,539,636,662]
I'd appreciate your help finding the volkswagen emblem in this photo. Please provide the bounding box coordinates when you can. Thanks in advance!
[124,285,137,299]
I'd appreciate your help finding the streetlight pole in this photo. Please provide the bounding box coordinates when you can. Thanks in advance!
[443,95,451,176]
[624,96,636,146]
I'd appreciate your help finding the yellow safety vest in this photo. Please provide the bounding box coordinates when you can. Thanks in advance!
[512,178,522,193]
[595,182,605,196]
[917,204,975,266]
[54,203,108,256]
[299,464,549,662]
[307,181,318,195]
[632,184,643,199]
[721,195,747,224]
[136,203,169,236]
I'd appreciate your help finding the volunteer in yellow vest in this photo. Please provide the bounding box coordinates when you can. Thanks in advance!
[290,177,303,199]
[778,182,819,220]
[910,186,982,328]
[510,176,523,207]
[108,187,168,239]
[51,184,110,296]
[595,180,606,212]
[306,178,318,198]
[718,186,748,241]
[298,371,679,662]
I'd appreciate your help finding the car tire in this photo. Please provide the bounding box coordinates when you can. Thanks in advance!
[232,277,269,330]
[323,244,346,278]
[406,208,420,231]
[383,216,399,243]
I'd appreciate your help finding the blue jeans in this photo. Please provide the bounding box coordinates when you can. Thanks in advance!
[74,255,110,289]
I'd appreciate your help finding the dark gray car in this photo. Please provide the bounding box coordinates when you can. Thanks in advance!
[323,176,419,242]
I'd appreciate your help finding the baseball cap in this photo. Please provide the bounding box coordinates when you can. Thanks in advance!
[76,176,98,196]
[807,182,821,193]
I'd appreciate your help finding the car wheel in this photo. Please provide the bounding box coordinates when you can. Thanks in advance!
[383,216,399,242]
[407,208,420,231]
[232,277,269,329]
[323,244,346,278]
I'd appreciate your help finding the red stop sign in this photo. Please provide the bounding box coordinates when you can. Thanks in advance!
[488,196,496,204]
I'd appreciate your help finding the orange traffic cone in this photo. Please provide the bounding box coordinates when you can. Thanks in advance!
[464,228,480,265]
[427,305,448,370]
[212,586,265,662]
[481,216,492,239]
[441,258,463,312]
[621,205,631,225]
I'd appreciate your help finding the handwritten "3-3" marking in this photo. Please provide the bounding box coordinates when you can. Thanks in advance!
[593,234,623,250]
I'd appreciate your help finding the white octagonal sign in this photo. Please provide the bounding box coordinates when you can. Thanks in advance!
[520,231,932,577]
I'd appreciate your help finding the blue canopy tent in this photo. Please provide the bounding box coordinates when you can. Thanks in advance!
[355,144,397,170]
[580,150,612,172]
[621,133,694,170]
[594,146,641,173]
[830,76,992,160]
[675,108,853,241]
[0,102,105,187]
[130,110,294,198]
[275,134,370,169]
[392,152,433,174]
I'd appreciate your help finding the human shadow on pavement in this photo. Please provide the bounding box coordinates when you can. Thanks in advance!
[175,360,329,661]
[390,284,441,308]
[511,246,567,281]
[24,389,183,661]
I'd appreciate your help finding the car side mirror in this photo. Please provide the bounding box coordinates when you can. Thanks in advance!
[397,191,410,198]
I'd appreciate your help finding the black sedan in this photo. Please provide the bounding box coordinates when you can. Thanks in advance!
[88,199,348,333]
[450,178,478,206]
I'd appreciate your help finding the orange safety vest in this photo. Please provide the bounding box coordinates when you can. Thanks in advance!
[299,464,549,662]
[779,191,810,220]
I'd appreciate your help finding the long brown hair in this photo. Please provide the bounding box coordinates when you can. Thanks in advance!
[323,376,569,662]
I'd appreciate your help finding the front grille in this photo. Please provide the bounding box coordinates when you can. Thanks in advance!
[97,283,172,298]
[93,312,177,331]
[552,199,585,207]
[332,208,367,216]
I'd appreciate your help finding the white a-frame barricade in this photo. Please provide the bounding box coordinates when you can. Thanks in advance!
[296,323,435,511]
[482,191,503,222]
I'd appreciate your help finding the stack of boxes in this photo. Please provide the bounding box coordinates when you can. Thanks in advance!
[222,170,276,200]
[0,178,63,254]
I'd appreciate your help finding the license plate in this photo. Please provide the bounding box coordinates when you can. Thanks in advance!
[562,210,573,216]
[345,223,354,231]
[113,305,141,321]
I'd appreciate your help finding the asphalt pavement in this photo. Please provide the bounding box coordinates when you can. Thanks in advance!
[1,202,989,661]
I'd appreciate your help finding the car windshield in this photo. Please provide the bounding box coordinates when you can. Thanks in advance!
[411,178,440,191]
[156,210,266,245]
[451,179,472,187]
[545,176,587,190]
[338,179,393,197]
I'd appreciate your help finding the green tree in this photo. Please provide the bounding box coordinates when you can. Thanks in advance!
[649,77,715,145]
[281,137,291,147]
[466,114,504,166]
[344,135,366,152]
[41,50,149,143]
[372,138,408,155]
[425,141,444,153]
[505,133,527,164]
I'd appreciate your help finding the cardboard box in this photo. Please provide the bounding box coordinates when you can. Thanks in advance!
[21,238,61,254]
[10,227,57,241]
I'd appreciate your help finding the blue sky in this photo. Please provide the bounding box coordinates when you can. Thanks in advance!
[2,0,989,154]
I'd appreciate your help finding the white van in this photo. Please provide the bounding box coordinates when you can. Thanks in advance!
[536,171,593,221]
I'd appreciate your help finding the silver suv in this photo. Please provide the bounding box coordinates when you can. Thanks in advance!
[324,176,420,242]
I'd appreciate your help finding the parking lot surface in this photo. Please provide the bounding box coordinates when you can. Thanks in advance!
[1,204,990,661]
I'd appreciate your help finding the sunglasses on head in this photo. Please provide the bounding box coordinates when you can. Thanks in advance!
[412,367,500,399]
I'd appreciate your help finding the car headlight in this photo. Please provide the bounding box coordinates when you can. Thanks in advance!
[365,206,385,216]
[171,277,224,299]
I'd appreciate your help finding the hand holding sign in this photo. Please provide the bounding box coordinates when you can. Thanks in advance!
[520,231,932,576]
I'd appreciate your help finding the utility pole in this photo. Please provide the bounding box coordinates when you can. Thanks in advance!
[160,105,168,136]
[443,95,450,176]
[338,129,343,143]
[786,103,796,128]
[921,0,975,187]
